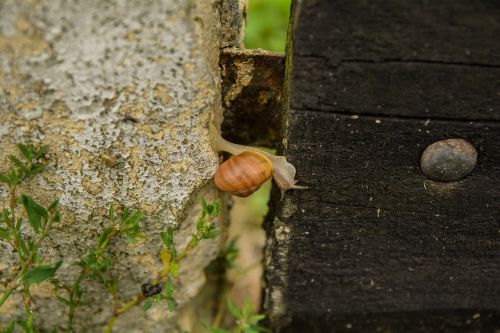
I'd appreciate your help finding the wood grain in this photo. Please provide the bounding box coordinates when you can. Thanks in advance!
[264,0,500,331]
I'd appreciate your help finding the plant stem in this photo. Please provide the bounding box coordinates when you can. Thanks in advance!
[103,208,218,332]
[212,294,227,328]
[104,294,145,333]
[7,184,25,268]
[0,287,14,306]
[176,238,197,262]
[0,211,56,307]
[103,230,201,332]
[22,283,35,333]
[99,227,119,251]
[65,226,118,332]
[65,269,87,333]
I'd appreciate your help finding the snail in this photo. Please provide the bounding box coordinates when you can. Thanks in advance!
[209,122,307,199]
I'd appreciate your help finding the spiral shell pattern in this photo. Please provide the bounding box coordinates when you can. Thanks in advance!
[214,151,272,197]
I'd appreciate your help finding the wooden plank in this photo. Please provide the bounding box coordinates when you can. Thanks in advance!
[290,0,500,120]
[264,0,500,331]
[266,114,500,331]
[285,113,500,308]
[293,0,500,64]
[292,59,500,121]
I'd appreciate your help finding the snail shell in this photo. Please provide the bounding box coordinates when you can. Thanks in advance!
[214,150,272,197]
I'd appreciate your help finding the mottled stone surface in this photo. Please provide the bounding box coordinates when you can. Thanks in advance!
[0,0,228,332]
[219,0,247,48]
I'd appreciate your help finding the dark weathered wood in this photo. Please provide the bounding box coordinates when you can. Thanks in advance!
[220,48,284,146]
[293,60,500,121]
[264,0,500,331]
[293,0,500,64]
[291,0,500,121]
[284,311,500,333]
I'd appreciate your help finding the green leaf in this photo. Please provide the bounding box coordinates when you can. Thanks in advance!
[122,206,129,222]
[227,299,242,319]
[123,211,144,226]
[0,172,10,185]
[48,199,59,212]
[17,144,31,160]
[15,218,23,230]
[189,234,199,248]
[163,278,174,298]
[249,314,266,323]
[141,298,154,311]
[34,145,48,159]
[22,260,62,285]
[203,229,220,239]
[169,261,179,277]
[251,325,271,333]
[2,320,15,333]
[27,163,46,176]
[14,320,29,333]
[244,328,259,333]
[1,209,9,223]
[199,197,207,211]
[98,227,113,247]
[195,216,204,232]
[107,203,114,221]
[166,298,175,312]
[204,199,220,216]
[160,226,174,247]
[27,239,37,252]
[52,212,61,223]
[57,296,70,305]
[17,233,30,257]
[9,155,25,171]
[23,199,41,232]
[0,227,10,240]
[21,195,48,233]
[7,169,17,181]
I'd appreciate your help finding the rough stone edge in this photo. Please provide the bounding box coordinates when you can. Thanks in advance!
[176,1,247,331]
[219,0,247,49]
[0,0,227,331]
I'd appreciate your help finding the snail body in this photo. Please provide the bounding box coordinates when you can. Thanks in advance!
[214,151,272,197]
[209,122,307,198]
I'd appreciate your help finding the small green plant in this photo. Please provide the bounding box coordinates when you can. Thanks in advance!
[207,299,269,333]
[0,144,245,332]
[209,237,240,272]
[51,204,144,333]
[204,238,269,333]
[0,144,62,332]
[103,197,221,333]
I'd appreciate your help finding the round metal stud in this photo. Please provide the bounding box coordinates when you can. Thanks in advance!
[420,139,477,182]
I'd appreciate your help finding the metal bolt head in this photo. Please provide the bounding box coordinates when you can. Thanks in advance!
[420,138,477,182]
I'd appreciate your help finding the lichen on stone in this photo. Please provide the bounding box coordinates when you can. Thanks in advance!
[0,0,229,331]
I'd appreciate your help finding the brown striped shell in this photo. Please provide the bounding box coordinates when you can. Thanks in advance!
[214,151,272,197]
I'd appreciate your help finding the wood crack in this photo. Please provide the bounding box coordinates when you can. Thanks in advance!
[299,54,500,69]
[294,107,500,126]
[292,198,476,220]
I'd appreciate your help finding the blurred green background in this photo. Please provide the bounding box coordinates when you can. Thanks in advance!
[244,0,291,52]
